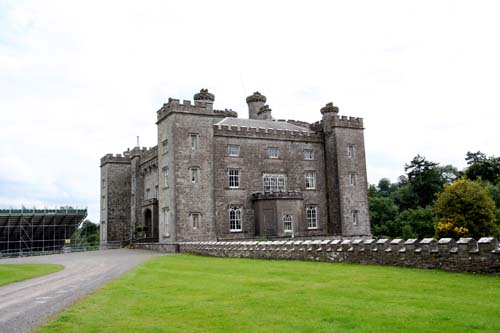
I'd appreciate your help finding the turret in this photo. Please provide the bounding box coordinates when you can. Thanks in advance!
[246,91,267,120]
[257,105,272,120]
[194,88,214,111]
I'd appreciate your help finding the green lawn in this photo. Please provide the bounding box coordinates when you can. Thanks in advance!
[38,254,500,333]
[0,263,63,286]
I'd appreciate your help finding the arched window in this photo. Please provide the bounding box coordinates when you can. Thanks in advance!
[229,207,242,231]
[283,214,293,232]
[306,206,318,229]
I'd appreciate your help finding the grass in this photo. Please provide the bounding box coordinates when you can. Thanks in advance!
[0,263,63,286]
[38,254,500,333]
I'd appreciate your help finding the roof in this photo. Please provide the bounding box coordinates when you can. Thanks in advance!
[215,117,313,132]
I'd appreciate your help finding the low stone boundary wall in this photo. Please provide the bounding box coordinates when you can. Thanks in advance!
[131,242,179,253]
[179,238,500,274]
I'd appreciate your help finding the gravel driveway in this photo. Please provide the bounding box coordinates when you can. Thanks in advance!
[0,249,161,333]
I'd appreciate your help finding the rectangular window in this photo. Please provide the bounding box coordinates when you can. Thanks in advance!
[352,210,359,226]
[306,206,318,229]
[155,185,159,199]
[163,207,169,237]
[267,147,280,158]
[190,133,199,150]
[304,149,314,160]
[228,169,240,188]
[347,144,355,158]
[263,174,286,192]
[101,179,106,188]
[162,140,168,154]
[145,188,150,199]
[349,173,357,186]
[101,196,106,210]
[190,168,199,183]
[227,145,240,157]
[305,171,316,189]
[283,214,293,232]
[229,206,242,231]
[191,213,201,229]
[163,167,169,187]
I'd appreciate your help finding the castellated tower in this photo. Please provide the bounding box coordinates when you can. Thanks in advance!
[156,89,237,243]
[100,153,131,245]
[321,102,371,237]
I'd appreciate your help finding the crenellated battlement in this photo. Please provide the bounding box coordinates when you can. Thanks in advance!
[323,114,364,129]
[178,237,500,274]
[214,109,238,117]
[213,123,323,142]
[100,153,131,166]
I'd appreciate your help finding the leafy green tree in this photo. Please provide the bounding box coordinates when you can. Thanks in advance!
[394,206,436,239]
[434,178,499,239]
[72,220,100,247]
[370,196,399,237]
[464,151,500,184]
[402,155,458,209]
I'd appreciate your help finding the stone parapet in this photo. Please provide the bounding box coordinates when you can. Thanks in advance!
[178,237,500,274]
[214,124,323,142]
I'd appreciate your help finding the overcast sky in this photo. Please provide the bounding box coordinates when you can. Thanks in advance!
[1,0,499,223]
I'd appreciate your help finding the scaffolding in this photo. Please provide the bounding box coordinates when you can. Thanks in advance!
[0,207,88,257]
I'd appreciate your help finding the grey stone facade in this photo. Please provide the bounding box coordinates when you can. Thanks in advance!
[100,89,371,245]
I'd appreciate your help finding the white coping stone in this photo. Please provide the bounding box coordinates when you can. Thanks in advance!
[478,237,495,243]
[320,240,332,245]
[285,241,294,245]
[341,240,352,245]
[438,238,454,244]
[331,239,342,245]
[420,238,436,244]
[457,238,474,244]
[405,239,418,245]
[351,239,364,244]
[376,238,390,244]
[293,241,303,245]
[312,240,323,245]
[302,240,313,244]
[363,239,376,245]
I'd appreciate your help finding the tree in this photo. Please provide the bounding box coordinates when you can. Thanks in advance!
[434,178,498,239]
[394,206,435,239]
[370,196,399,237]
[464,151,500,184]
[401,155,458,209]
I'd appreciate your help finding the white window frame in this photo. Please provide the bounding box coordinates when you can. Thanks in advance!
[191,213,201,229]
[228,169,240,189]
[305,171,316,189]
[190,168,199,183]
[229,206,242,232]
[349,173,357,186]
[304,149,314,160]
[190,133,199,150]
[263,174,286,192]
[347,144,355,158]
[227,145,240,157]
[306,206,318,229]
[352,210,359,226]
[267,147,280,159]
[283,214,293,232]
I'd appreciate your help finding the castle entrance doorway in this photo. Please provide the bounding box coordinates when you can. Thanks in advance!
[144,209,152,238]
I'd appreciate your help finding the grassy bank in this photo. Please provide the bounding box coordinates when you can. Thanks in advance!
[0,264,63,286]
[39,254,500,332]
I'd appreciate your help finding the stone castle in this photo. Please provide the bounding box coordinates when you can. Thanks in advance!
[100,89,371,246]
